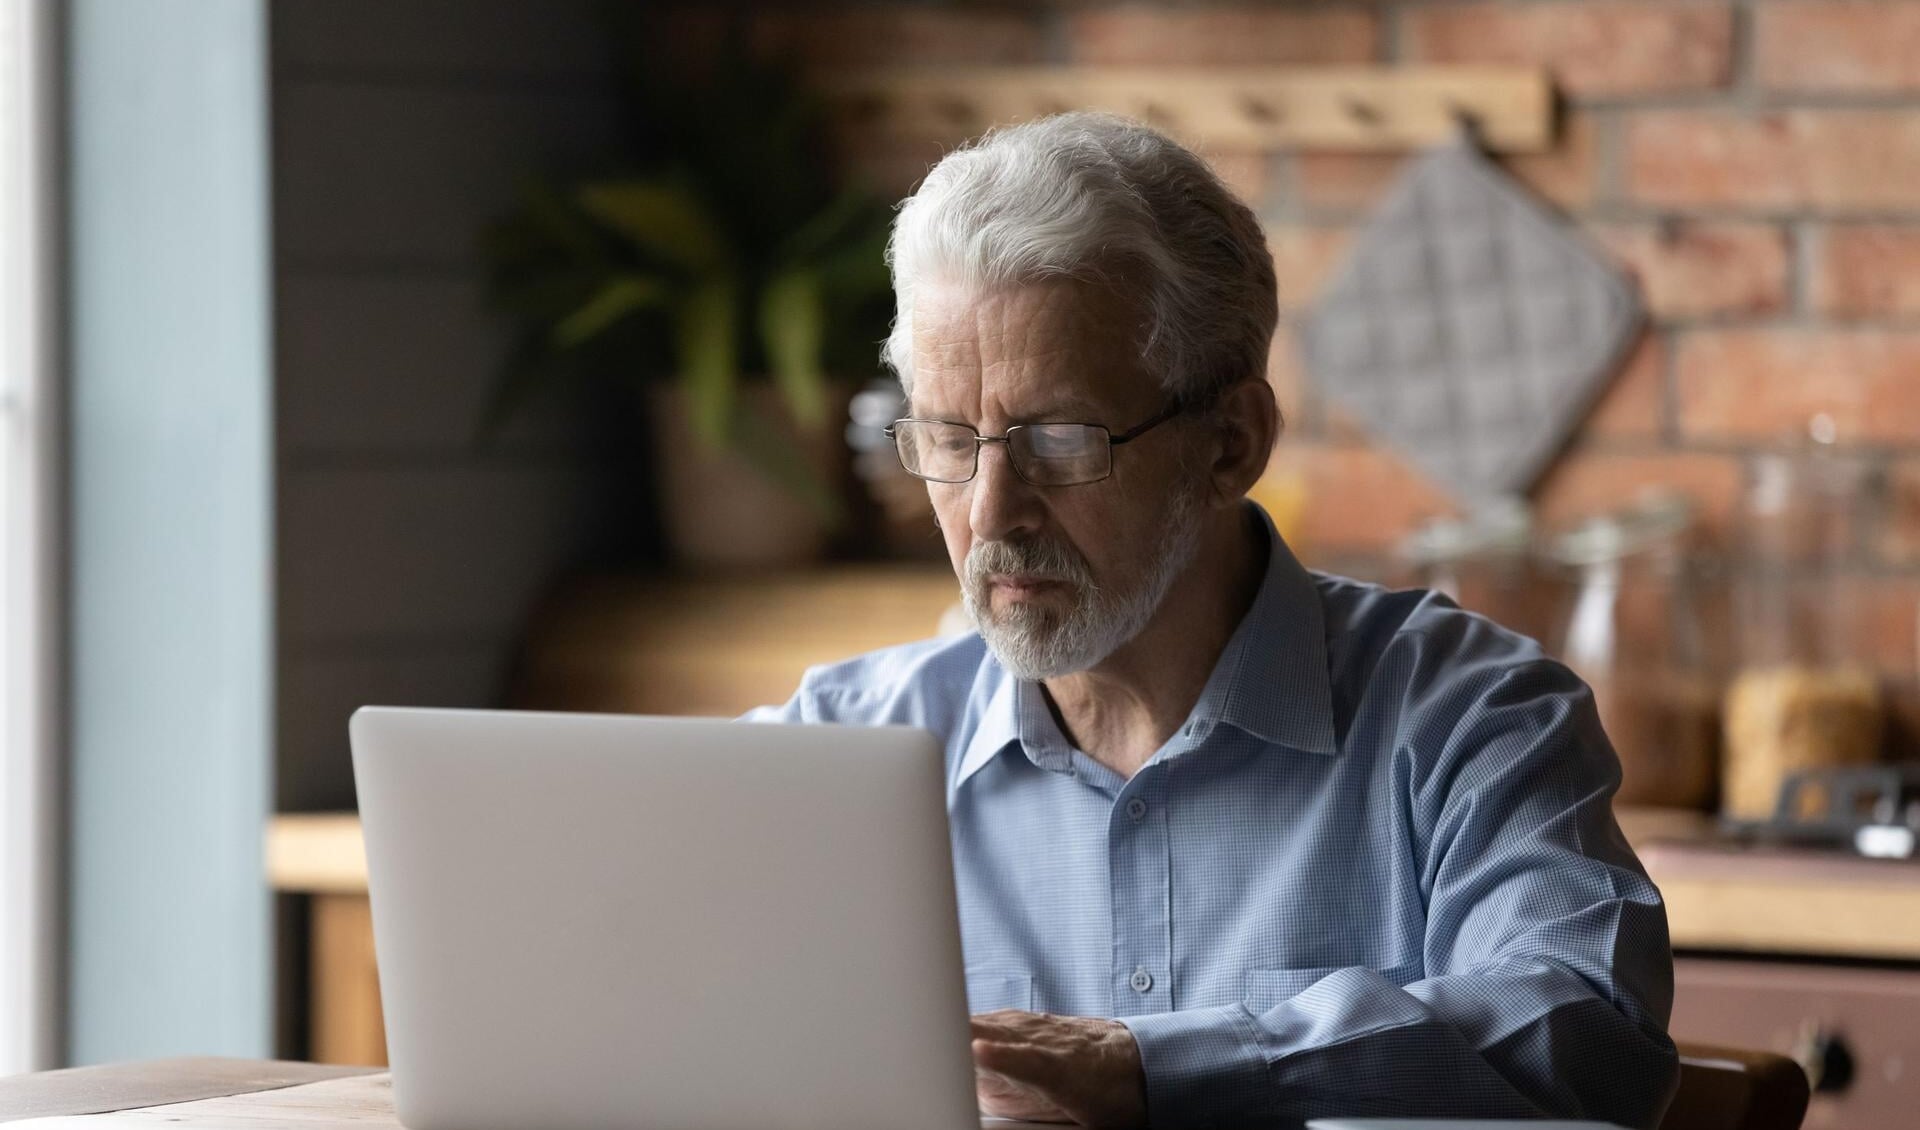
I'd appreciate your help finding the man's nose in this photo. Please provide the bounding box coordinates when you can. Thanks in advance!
[968,442,1043,544]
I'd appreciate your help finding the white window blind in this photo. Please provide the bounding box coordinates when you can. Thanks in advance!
[0,0,58,1074]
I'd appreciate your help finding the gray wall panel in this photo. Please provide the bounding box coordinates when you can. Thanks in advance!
[273,0,607,79]
[274,81,618,267]
[278,648,510,812]
[273,2,617,814]
[279,465,592,647]
[277,273,575,458]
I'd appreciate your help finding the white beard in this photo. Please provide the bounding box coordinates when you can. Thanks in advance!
[962,483,1205,680]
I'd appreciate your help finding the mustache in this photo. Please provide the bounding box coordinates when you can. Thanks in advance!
[965,533,1094,592]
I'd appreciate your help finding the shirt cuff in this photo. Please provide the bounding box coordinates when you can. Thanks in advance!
[1121,1004,1272,1128]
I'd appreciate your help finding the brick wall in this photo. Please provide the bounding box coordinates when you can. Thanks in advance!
[701,0,1920,689]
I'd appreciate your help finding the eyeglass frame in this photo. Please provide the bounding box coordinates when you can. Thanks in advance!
[881,399,1195,487]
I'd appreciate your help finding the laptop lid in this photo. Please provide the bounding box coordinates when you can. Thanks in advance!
[351,707,980,1130]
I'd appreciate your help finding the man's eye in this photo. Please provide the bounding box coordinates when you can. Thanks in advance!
[1026,427,1093,458]
[935,435,974,455]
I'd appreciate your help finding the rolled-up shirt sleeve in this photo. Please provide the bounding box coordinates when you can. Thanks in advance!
[1123,646,1678,1129]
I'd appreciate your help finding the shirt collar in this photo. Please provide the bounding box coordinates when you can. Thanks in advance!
[953,502,1340,794]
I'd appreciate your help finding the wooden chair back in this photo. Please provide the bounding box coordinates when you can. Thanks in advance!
[1657,1042,1810,1130]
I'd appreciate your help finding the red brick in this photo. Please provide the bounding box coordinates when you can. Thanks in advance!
[1404,1,1734,96]
[1066,7,1380,65]
[1296,112,1598,213]
[751,8,1046,67]
[1265,225,1353,314]
[1589,221,1791,320]
[1265,442,1457,554]
[1533,451,1746,545]
[1846,577,1920,674]
[1626,110,1920,211]
[1290,152,1398,214]
[1878,461,1920,567]
[1674,329,1920,443]
[1739,575,1920,676]
[1583,331,1666,441]
[1755,0,1920,94]
[1812,224,1920,319]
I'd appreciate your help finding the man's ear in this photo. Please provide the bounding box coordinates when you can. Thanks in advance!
[1203,379,1280,507]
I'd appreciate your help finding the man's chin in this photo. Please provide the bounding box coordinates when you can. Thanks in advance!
[978,621,1112,682]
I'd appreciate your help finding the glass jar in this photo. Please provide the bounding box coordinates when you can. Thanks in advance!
[1545,491,1722,810]
[1722,419,1885,822]
[1396,497,1546,641]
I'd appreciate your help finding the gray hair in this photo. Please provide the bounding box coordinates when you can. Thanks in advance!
[882,111,1278,406]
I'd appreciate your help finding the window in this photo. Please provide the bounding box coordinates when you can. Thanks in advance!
[0,0,58,1073]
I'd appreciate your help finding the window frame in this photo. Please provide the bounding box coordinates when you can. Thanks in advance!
[0,0,63,1074]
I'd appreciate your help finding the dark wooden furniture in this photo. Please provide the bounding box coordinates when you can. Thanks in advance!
[1670,959,1917,1130]
[1662,1043,1812,1130]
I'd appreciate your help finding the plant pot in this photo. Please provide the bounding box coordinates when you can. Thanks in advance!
[648,383,848,569]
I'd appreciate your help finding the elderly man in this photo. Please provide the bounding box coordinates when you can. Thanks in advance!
[749,111,1676,1128]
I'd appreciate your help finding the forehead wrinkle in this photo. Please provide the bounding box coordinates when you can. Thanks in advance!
[911,278,1148,420]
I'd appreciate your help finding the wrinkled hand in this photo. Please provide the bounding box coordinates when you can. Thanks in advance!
[970,1010,1147,1128]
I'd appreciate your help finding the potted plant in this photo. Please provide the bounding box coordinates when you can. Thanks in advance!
[479,29,896,566]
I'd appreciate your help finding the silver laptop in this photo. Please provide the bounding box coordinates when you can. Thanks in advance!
[351,706,986,1130]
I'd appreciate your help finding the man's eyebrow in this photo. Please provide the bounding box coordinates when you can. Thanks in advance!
[1033,399,1102,420]
[1008,399,1108,424]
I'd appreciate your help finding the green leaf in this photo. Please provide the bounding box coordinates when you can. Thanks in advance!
[552,275,672,348]
[676,278,739,448]
[578,181,730,273]
[773,189,878,268]
[758,268,828,430]
[512,176,607,267]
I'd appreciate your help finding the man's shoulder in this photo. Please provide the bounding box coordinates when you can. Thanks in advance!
[788,630,997,724]
[1308,568,1560,701]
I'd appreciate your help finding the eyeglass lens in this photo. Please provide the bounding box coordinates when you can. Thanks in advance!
[893,421,1113,486]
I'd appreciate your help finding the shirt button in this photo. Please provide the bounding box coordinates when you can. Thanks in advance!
[1129,967,1153,993]
[1125,797,1148,821]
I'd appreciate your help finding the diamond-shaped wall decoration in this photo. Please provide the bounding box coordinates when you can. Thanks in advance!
[1296,137,1643,508]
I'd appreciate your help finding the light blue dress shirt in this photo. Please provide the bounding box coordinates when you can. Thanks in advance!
[746,504,1677,1128]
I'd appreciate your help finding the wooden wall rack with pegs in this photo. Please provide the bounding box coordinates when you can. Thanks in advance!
[819,65,1554,153]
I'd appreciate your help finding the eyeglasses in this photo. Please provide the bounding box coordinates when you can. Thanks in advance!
[883,401,1189,487]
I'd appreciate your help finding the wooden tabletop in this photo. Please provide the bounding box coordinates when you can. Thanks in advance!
[0,1059,379,1124]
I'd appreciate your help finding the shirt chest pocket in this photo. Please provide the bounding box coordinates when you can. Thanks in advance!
[965,970,1034,1014]
[1242,961,1423,1014]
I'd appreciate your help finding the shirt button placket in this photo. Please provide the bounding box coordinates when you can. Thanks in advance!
[1109,774,1170,1015]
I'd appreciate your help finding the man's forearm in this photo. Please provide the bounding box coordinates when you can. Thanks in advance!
[1122,965,1676,1129]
